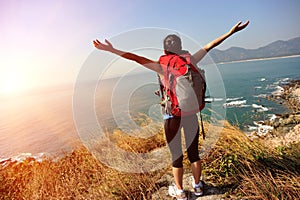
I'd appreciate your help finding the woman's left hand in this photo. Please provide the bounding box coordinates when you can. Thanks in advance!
[229,21,250,35]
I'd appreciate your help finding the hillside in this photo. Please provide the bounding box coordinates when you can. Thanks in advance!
[1,120,299,199]
[210,37,300,63]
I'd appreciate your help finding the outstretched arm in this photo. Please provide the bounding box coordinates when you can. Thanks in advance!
[192,21,250,64]
[93,39,163,74]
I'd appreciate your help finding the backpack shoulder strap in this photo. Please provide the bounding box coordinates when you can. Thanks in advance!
[199,112,205,140]
[159,55,177,86]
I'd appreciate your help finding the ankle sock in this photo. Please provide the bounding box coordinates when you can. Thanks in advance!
[194,181,203,188]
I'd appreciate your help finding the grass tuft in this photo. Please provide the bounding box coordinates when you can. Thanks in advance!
[1,120,299,199]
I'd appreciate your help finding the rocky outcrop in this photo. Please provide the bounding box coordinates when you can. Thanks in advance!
[248,80,300,147]
[278,80,300,112]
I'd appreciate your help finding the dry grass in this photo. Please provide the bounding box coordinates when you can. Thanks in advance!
[0,145,167,200]
[1,121,299,199]
[203,121,300,199]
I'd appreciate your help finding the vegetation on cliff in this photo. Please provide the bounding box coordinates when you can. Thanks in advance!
[1,120,299,200]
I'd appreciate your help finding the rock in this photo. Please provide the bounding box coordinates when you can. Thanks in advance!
[249,79,300,147]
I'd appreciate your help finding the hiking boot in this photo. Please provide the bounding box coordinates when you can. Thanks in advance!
[191,177,204,196]
[168,184,187,200]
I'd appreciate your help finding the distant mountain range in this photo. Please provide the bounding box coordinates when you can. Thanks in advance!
[210,37,300,63]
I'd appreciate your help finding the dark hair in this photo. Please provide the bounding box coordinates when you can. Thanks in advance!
[163,34,182,55]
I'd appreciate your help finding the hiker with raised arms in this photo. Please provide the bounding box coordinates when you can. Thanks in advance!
[93,21,249,200]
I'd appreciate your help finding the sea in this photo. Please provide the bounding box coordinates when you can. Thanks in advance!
[1,56,300,162]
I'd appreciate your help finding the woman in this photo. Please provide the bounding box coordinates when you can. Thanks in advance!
[93,21,249,199]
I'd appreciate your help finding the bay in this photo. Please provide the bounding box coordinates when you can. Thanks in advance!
[1,56,300,159]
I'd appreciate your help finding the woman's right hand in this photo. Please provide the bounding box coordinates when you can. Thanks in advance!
[93,39,114,52]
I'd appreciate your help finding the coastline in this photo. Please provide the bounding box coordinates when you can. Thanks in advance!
[1,83,300,199]
[282,80,300,112]
[2,79,300,166]
[216,54,300,65]
[248,79,300,147]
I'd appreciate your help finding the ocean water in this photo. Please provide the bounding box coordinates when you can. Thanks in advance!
[94,56,300,132]
[1,56,300,160]
[218,56,300,128]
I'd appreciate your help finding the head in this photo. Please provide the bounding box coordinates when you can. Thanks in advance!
[163,34,182,55]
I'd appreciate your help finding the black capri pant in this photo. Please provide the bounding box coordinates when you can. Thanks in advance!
[164,114,200,168]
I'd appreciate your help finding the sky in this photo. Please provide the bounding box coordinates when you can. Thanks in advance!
[0,0,300,95]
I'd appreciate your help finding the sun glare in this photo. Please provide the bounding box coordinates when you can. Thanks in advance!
[0,70,24,95]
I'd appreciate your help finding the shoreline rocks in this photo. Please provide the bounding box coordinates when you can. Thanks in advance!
[248,79,300,147]
[277,80,300,112]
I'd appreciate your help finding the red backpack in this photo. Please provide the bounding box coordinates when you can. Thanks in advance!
[158,52,206,117]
